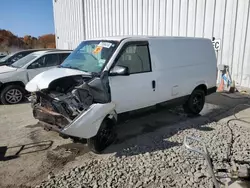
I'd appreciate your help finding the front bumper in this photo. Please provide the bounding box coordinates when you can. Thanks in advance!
[33,102,116,139]
[33,105,71,132]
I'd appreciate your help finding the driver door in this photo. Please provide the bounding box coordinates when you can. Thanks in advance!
[109,41,157,113]
[27,54,60,81]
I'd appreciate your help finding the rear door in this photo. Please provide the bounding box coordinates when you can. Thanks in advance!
[27,53,60,81]
[108,41,157,113]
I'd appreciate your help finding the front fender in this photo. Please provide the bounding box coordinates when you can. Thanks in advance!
[0,71,27,85]
[61,102,116,139]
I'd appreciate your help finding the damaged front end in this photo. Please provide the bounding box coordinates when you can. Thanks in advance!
[29,70,116,139]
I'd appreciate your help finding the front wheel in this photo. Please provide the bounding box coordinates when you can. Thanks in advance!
[0,85,25,105]
[87,119,116,154]
[183,89,205,115]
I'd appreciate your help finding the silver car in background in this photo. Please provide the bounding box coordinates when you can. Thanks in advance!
[0,50,72,104]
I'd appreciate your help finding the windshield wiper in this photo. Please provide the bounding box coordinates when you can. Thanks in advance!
[59,65,90,72]
[60,65,81,70]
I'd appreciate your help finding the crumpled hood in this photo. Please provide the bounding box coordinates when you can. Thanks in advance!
[0,65,17,74]
[25,67,91,92]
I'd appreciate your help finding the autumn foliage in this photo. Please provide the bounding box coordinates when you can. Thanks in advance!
[0,29,56,53]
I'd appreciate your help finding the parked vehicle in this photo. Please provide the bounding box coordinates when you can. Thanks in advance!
[26,36,217,153]
[0,49,44,66]
[0,50,71,104]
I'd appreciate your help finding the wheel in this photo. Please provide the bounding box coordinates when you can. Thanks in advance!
[87,119,116,154]
[183,89,205,115]
[0,85,25,105]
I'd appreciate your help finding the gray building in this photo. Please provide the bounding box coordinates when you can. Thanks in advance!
[53,0,250,88]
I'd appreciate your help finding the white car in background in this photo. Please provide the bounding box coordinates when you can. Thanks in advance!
[0,50,72,104]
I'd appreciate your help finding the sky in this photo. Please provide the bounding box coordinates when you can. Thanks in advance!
[0,0,54,37]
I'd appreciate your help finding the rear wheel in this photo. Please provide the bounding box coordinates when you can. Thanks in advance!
[87,119,116,154]
[183,89,205,115]
[0,85,25,105]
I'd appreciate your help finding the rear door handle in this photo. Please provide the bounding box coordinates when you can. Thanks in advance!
[152,80,156,91]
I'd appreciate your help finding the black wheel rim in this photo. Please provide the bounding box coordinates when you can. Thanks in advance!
[192,93,204,112]
[98,124,113,146]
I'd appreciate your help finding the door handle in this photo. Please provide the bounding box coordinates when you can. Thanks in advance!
[152,80,156,91]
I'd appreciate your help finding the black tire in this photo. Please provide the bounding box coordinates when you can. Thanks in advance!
[0,85,26,105]
[87,119,116,154]
[183,89,205,115]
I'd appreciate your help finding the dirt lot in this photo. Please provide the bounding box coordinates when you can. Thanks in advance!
[0,92,250,188]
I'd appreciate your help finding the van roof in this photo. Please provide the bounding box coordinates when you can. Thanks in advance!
[87,35,211,42]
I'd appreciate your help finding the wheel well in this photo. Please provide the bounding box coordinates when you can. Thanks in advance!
[0,81,25,91]
[194,84,207,95]
[104,115,117,128]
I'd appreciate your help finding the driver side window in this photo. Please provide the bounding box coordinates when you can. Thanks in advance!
[28,56,46,69]
[28,54,59,69]
[116,44,151,74]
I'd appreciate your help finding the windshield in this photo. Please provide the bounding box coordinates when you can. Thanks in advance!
[60,40,118,73]
[0,53,14,63]
[12,54,38,68]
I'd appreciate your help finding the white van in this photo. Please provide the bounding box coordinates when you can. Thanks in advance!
[26,36,217,153]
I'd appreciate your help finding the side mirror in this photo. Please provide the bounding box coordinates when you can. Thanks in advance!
[109,65,130,76]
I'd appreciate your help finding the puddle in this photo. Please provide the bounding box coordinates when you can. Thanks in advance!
[46,143,89,166]
[56,143,89,152]
[141,124,157,133]
[27,130,41,142]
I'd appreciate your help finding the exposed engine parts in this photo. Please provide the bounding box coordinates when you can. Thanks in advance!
[32,73,111,127]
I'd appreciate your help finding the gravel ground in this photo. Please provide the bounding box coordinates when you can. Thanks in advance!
[1,93,250,188]
[37,111,250,188]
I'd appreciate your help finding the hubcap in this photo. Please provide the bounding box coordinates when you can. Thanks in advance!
[98,125,113,146]
[5,89,23,104]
